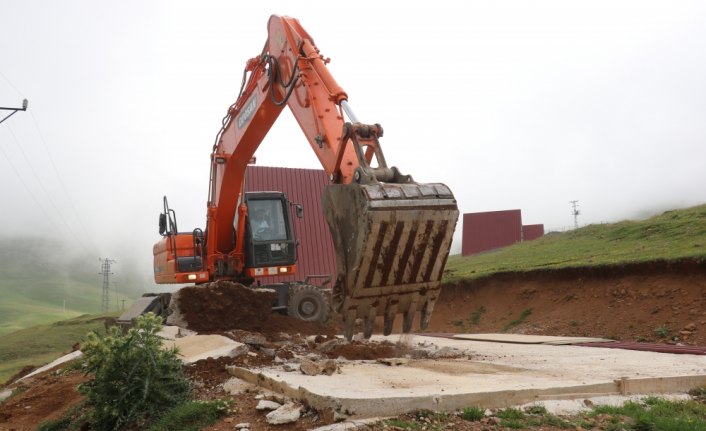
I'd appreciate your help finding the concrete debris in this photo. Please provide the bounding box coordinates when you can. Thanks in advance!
[320,407,337,424]
[239,332,267,346]
[428,346,463,358]
[260,347,276,358]
[19,350,84,382]
[163,334,249,364]
[221,377,256,395]
[164,289,188,327]
[266,402,302,425]
[234,423,250,430]
[316,338,346,353]
[300,357,339,376]
[0,389,12,402]
[256,399,282,411]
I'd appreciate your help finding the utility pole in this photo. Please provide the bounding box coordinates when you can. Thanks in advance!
[569,200,580,229]
[99,258,116,313]
[0,99,28,125]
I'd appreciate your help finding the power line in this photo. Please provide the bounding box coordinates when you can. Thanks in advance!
[0,132,65,234]
[0,70,26,99]
[28,110,95,250]
[5,125,90,253]
[1,71,95,252]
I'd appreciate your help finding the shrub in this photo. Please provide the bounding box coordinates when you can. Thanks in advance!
[146,400,230,431]
[653,325,671,338]
[80,313,191,430]
[461,406,485,421]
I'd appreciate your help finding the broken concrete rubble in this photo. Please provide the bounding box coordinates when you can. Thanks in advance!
[300,357,339,376]
[256,399,282,411]
[266,402,302,425]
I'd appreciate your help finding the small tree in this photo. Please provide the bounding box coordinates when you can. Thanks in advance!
[81,313,191,430]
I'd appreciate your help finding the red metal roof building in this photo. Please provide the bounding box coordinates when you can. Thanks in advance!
[462,209,523,256]
[522,224,545,241]
[245,166,336,286]
[462,210,545,256]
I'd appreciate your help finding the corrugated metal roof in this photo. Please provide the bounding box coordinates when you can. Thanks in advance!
[245,166,336,286]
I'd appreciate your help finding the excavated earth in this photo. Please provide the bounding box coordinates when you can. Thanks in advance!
[2,259,706,430]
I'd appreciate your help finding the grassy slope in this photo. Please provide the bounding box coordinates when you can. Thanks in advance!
[444,204,706,282]
[0,313,114,384]
[0,238,136,336]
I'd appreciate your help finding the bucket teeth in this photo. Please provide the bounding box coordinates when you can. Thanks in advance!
[363,306,377,339]
[420,299,436,330]
[343,310,356,341]
[323,181,459,340]
[402,307,415,333]
[383,302,398,336]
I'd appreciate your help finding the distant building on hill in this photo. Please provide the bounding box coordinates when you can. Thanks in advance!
[462,209,544,256]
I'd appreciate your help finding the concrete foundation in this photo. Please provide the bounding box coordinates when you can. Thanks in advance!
[228,334,706,418]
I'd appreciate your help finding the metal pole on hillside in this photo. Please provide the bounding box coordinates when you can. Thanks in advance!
[569,200,580,229]
[0,99,28,125]
[99,258,116,313]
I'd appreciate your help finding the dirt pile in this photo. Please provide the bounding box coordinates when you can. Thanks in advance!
[176,281,277,332]
[174,281,336,338]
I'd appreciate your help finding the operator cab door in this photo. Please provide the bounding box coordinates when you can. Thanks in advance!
[244,192,297,271]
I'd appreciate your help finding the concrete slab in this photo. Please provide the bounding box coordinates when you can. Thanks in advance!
[162,334,248,364]
[453,333,613,345]
[228,335,706,418]
[19,350,84,382]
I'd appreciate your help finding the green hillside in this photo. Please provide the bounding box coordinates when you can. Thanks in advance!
[0,313,113,385]
[445,204,706,282]
[0,238,140,336]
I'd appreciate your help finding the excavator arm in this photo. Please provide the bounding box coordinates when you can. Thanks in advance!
[159,15,459,340]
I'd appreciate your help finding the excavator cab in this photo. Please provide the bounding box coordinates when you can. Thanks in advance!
[243,192,298,275]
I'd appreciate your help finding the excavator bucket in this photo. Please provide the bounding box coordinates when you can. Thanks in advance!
[323,182,459,340]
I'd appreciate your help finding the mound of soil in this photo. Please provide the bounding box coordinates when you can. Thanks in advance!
[426,259,706,345]
[176,281,335,337]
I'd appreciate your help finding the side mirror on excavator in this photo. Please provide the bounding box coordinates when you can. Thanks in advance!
[159,213,167,236]
[294,204,304,219]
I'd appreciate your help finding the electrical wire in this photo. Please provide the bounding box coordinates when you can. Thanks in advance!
[0,70,25,99]
[1,71,94,253]
[0,128,65,236]
[5,126,90,254]
[27,110,95,252]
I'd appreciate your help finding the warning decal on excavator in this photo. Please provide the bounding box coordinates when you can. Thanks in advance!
[237,95,258,129]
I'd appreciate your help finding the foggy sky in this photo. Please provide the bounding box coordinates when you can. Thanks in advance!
[1,0,705,277]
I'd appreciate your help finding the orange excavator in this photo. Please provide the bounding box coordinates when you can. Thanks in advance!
[152,15,459,340]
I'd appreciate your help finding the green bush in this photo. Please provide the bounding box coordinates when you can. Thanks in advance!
[80,313,191,430]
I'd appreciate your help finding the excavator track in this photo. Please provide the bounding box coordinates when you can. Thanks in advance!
[323,182,459,340]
